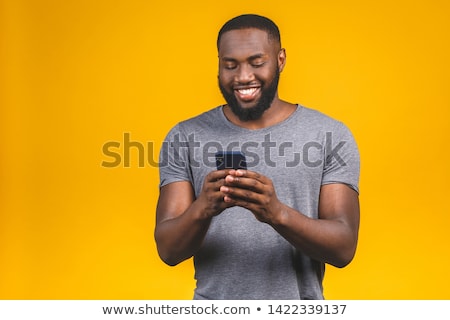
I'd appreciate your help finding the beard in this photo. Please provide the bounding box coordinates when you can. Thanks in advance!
[219,67,280,122]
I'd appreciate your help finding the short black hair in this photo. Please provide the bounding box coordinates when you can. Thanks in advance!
[217,14,281,50]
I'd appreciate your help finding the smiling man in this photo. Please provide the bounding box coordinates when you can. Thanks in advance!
[155,14,360,300]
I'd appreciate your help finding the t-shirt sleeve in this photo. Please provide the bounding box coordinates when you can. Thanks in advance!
[321,122,360,193]
[159,123,193,188]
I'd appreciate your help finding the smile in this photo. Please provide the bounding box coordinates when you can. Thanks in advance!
[234,87,260,102]
[237,88,258,96]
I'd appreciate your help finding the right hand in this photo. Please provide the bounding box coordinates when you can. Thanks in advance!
[196,169,234,218]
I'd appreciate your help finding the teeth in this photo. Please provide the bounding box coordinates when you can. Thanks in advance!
[238,88,257,95]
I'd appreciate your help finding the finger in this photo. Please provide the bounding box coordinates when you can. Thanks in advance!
[224,175,264,193]
[206,169,231,182]
[220,185,262,203]
[228,169,269,184]
[223,195,258,211]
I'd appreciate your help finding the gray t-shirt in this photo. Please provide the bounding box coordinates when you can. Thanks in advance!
[159,105,360,300]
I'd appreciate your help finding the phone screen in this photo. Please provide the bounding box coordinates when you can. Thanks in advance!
[215,151,247,170]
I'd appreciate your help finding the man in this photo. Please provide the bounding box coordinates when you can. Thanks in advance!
[155,14,360,299]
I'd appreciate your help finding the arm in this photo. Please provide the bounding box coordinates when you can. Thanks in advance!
[155,170,231,266]
[220,170,360,268]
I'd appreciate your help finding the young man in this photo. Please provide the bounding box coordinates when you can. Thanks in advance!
[155,14,360,299]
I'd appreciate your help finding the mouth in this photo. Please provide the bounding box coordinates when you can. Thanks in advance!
[234,86,260,102]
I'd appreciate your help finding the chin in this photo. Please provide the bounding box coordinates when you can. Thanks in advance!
[230,102,269,122]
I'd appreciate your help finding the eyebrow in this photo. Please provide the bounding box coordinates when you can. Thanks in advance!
[221,53,267,62]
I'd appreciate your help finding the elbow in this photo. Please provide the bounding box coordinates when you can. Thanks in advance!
[328,241,358,268]
[156,244,184,266]
[159,253,181,267]
[331,255,354,269]
[154,233,186,267]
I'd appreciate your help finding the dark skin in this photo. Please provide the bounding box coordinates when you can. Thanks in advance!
[155,28,360,268]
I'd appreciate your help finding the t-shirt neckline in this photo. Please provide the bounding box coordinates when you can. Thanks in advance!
[218,104,303,133]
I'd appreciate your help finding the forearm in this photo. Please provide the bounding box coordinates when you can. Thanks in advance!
[155,199,212,266]
[271,205,358,268]
[220,171,360,267]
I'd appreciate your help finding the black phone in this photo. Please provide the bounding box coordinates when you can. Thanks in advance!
[215,151,247,170]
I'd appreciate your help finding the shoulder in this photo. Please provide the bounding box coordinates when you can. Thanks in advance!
[290,105,354,139]
[178,106,223,129]
[163,106,224,139]
[299,106,344,129]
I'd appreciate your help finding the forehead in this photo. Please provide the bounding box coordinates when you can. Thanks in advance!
[218,28,275,58]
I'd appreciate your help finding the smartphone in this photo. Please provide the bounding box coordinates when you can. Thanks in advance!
[215,151,247,170]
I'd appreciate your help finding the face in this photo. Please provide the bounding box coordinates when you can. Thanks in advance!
[218,28,285,121]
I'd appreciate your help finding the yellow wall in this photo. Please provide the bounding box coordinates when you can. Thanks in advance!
[1,0,449,299]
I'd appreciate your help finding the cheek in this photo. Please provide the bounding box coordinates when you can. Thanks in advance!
[218,72,233,87]
[255,72,271,86]
[260,67,278,84]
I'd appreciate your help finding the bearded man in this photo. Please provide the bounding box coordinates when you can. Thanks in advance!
[155,14,360,300]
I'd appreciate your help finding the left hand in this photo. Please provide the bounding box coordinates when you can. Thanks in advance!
[219,169,285,224]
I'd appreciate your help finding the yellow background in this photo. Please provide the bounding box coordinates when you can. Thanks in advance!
[1,0,449,299]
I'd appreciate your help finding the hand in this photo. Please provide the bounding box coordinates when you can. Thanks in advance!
[196,169,234,218]
[219,169,285,224]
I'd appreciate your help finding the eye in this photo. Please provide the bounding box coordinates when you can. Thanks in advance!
[223,63,237,70]
[251,61,265,68]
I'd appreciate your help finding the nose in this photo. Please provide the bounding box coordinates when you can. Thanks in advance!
[235,64,254,83]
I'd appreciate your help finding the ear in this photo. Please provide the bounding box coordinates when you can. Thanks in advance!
[278,48,286,72]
